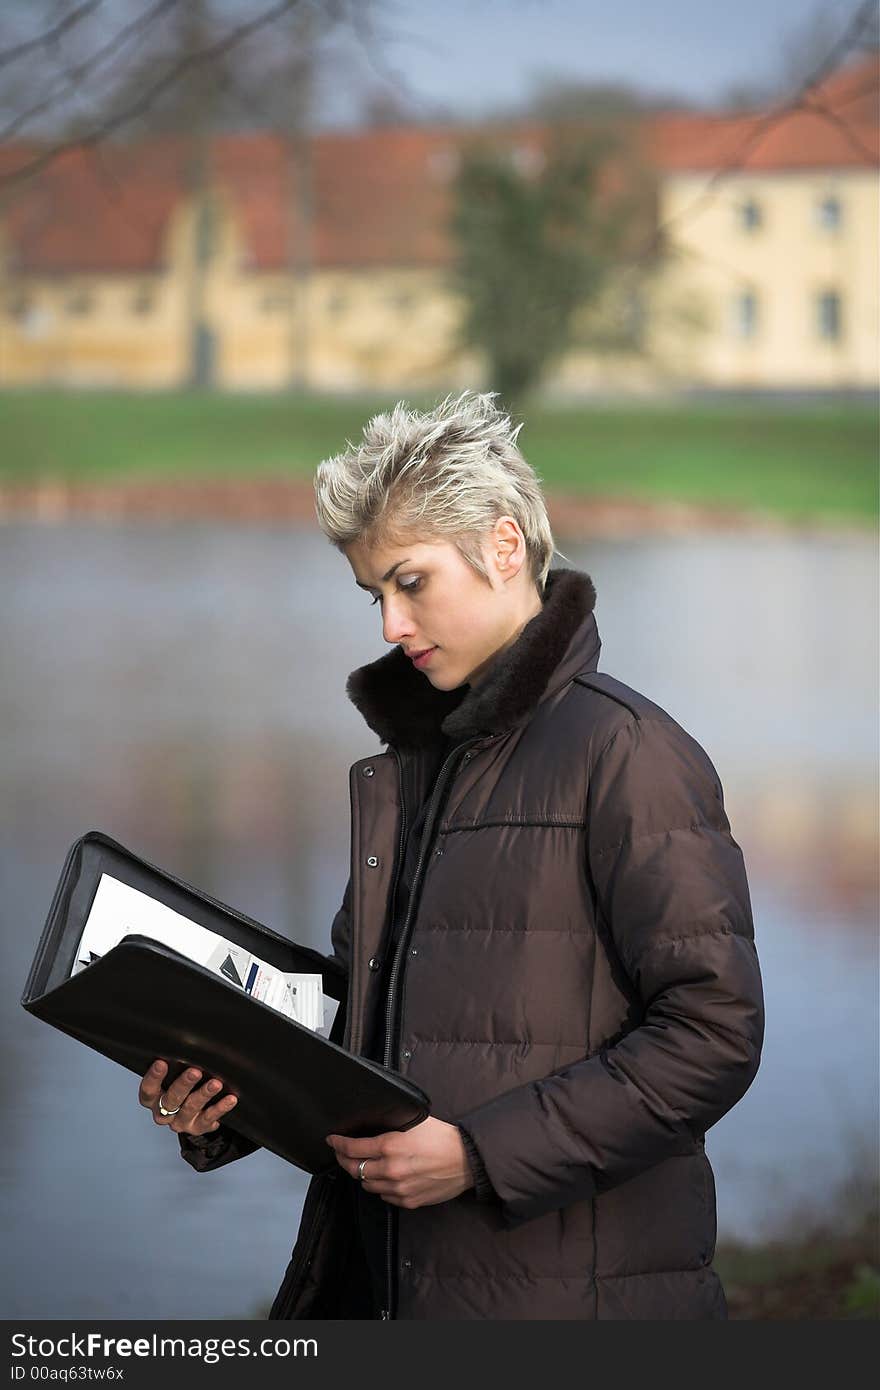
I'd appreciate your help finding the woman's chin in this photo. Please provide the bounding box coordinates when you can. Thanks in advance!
[421,667,463,693]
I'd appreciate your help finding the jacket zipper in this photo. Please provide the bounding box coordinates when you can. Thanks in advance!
[386,749,408,992]
[378,736,482,1320]
[376,748,408,1321]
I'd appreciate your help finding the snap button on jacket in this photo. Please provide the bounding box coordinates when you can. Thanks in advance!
[184,567,765,1321]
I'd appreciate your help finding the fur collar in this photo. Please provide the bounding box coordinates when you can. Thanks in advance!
[346,567,600,750]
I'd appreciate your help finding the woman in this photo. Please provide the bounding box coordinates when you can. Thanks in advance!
[139,391,764,1320]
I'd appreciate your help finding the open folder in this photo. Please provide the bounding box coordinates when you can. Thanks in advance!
[20,831,430,1175]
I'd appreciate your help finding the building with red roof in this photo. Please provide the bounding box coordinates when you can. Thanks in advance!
[0,54,876,390]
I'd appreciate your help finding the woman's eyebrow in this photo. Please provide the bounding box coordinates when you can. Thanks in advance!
[354,560,411,589]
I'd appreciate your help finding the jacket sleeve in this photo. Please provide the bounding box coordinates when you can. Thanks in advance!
[180,879,353,1174]
[456,715,765,1229]
[178,1126,260,1173]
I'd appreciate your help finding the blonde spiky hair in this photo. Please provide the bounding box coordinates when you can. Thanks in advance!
[313,391,565,592]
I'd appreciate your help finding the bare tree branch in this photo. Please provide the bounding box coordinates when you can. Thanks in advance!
[0,0,325,188]
[797,91,878,161]
[822,71,880,110]
[770,0,878,103]
[348,0,445,122]
[0,0,104,73]
[0,0,184,144]
[642,0,878,261]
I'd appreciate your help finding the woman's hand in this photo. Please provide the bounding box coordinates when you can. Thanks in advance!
[138,1059,238,1137]
[326,1116,475,1208]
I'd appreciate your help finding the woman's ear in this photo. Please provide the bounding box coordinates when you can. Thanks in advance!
[490,516,527,580]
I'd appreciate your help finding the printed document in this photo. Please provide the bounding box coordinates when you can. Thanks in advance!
[73,873,339,1035]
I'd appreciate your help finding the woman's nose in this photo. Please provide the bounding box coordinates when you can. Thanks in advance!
[382,595,414,646]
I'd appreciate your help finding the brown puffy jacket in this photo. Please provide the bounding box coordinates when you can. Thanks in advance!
[183,566,764,1320]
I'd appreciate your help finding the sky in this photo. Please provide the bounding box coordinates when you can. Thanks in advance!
[0,0,871,141]
[314,0,870,126]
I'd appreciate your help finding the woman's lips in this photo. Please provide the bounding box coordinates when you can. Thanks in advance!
[411,647,437,668]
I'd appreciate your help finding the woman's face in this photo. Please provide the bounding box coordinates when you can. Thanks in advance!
[344,533,529,691]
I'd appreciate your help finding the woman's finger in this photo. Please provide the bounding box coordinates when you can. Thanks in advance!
[336,1154,385,1183]
[140,1062,239,1134]
[137,1059,168,1108]
[182,1076,225,1116]
[150,1067,203,1124]
[201,1093,238,1126]
[161,1067,203,1111]
[176,1093,239,1136]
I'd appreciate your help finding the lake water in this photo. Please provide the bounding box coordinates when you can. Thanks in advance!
[2,521,876,1318]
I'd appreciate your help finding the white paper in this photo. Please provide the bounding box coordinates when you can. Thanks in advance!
[73,873,330,1031]
[317,994,341,1040]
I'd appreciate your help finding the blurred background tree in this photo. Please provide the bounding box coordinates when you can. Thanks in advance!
[451,125,657,407]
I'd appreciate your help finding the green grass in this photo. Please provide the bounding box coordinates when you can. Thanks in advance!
[0,389,876,521]
[715,1209,880,1320]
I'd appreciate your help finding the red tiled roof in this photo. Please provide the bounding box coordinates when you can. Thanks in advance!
[1,56,875,274]
[0,122,564,274]
[649,53,879,171]
[212,126,463,271]
[3,139,187,273]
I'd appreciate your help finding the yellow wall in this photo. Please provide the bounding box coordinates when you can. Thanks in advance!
[213,267,479,392]
[0,273,186,386]
[0,192,480,391]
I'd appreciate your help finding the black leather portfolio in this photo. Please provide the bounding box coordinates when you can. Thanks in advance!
[21,831,430,1175]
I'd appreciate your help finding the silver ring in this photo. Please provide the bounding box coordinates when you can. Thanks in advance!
[158,1094,181,1117]
[357,1158,369,1181]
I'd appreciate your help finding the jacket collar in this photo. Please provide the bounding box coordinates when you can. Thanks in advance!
[345,567,600,751]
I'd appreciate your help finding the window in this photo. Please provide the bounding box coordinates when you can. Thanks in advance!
[387,289,415,314]
[9,300,50,337]
[816,195,842,230]
[816,290,842,341]
[131,288,155,315]
[259,292,290,313]
[65,290,93,316]
[732,290,758,340]
[737,198,763,232]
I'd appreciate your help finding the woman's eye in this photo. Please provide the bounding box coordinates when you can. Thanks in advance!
[369,578,421,606]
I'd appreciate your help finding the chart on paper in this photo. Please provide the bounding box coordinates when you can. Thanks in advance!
[73,872,339,1036]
